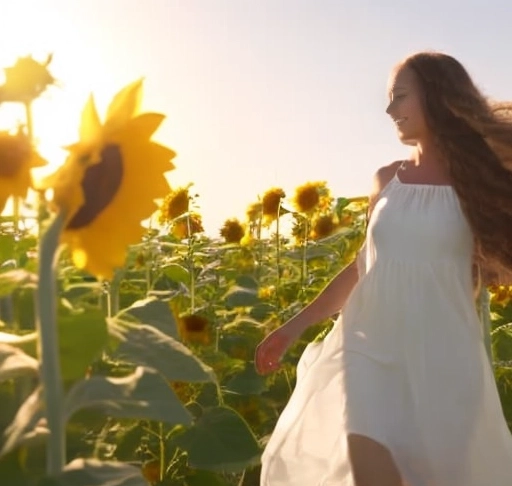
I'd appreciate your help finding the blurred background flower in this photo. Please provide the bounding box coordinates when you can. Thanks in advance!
[220,218,245,244]
[158,185,191,224]
[0,55,55,104]
[171,212,204,240]
[261,187,285,224]
[0,129,46,212]
[292,181,331,214]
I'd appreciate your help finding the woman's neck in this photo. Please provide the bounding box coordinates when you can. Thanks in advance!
[412,139,445,167]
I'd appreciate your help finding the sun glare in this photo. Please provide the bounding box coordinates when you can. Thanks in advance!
[0,1,120,182]
[0,4,70,174]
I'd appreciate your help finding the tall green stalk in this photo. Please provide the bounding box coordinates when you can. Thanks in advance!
[300,217,309,294]
[255,212,263,284]
[186,213,195,312]
[478,286,492,366]
[36,212,66,475]
[275,205,282,309]
[107,271,121,317]
[24,101,48,234]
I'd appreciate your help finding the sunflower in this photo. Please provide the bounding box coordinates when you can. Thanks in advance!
[41,80,175,280]
[172,212,204,240]
[488,285,512,307]
[0,55,55,103]
[310,213,337,240]
[293,181,331,214]
[261,187,285,222]
[220,218,245,243]
[240,232,254,247]
[291,216,307,245]
[258,285,276,300]
[0,129,46,213]
[159,185,191,224]
[246,201,262,223]
[338,212,354,228]
[176,312,210,345]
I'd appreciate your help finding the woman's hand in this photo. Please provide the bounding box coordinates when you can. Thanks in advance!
[254,323,296,375]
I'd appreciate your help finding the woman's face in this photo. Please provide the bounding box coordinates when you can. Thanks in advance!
[386,66,429,145]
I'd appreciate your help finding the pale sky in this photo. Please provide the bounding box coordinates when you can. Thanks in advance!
[1,0,511,235]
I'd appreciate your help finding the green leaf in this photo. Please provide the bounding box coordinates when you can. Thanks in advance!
[62,282,103,302]
[13,287,35,330]
[64,366,193,426]
[174,406,261,472]
[224,362,267,395]
[48,458,146,486]
[114,422,145,461]
[235,275,259,290]
[108,318,216,383]
[492,325,512,361]
[0,269,37,297]
[185,469,230,486]
[0,331,38,357]
[224,286,260,309]
[0,235,16,264]
[0,306,107,381]
[250,302,276,321]
[163,263,190,285]
[121,297,179,338]
[219,321,267,361]
[284,246,332,261]
[0,387,46,457]
[0,344,39,381]
[334,197,351,214]
[58,307,108,381]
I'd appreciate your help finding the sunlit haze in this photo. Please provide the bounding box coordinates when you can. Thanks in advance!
[1,0,511,235]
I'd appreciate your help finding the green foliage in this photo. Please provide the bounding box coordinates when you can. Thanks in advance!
[173,406,261,473]
[6,193,511,486]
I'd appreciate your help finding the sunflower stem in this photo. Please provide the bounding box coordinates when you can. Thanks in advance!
[36,212,66,475]
[24,101,34,140]
[107,271,121,317]
[478,286,493,366]
[159,421,165,481]
[12,197,21,234]
[24,101,48,236]
[256,213,263,284]
[300,218,309,295]
[186,214,195,312]
[275,206,281,311]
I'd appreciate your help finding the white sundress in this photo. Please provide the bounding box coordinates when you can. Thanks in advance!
[260,168,512,485]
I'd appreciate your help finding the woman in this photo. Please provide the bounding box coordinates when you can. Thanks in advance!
[255,51,512,486]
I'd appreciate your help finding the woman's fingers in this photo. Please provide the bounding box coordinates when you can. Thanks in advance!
[254,332,288,375]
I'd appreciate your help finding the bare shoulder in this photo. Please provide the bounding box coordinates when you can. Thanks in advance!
[368,160,402,214]
[372,160,402,194]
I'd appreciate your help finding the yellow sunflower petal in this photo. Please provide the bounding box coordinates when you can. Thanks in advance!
[40,155,86,220]
[0,130,47,212]
[105,79,143,130]
[79,95,102,143]
[29,152,48,168]
[45,80,176,280]
[123,113,166,140]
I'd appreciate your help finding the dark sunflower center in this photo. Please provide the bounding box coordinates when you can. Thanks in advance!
[0,138,30,177]
[66,144,123,229]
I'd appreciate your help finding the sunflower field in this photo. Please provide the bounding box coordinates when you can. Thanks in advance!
[1,56,512,486]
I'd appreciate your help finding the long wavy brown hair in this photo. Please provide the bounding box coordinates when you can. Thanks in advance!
[400,51,512,283]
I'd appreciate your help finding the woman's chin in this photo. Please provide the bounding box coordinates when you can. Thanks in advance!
[397,132,418,146]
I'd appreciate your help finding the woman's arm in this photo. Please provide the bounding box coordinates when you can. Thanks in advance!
[284,261,359,336]
[288,160,402,336]
[255,162,402,374]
